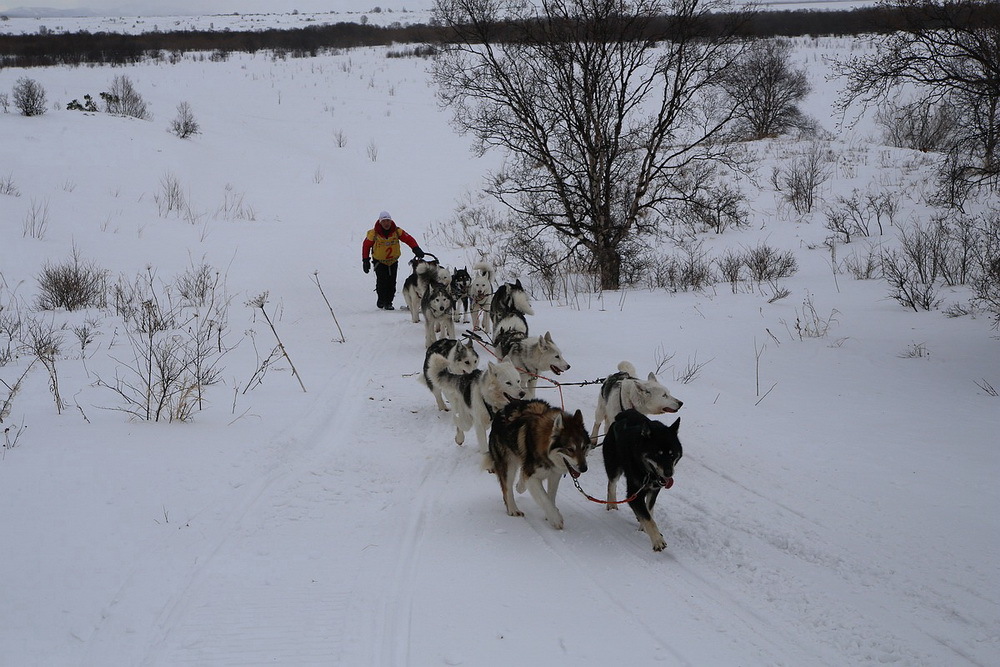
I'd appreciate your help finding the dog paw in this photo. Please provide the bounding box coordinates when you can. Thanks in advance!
[605,504,619,511]
[651,535,667,551]
[507,509,524,518]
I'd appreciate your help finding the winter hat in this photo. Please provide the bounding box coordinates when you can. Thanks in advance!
[378,211,392,221]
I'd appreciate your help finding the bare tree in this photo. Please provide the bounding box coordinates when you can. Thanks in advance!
[169,101,200,138]
[835,0,1000,197]
[432,0,753,290]
[12,77,47,116]
[719,37,811,140]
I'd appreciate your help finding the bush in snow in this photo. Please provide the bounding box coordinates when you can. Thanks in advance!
[102,75,150,120]
[12,77,47,117]
[170,101,200,138]
[35,247,108,312]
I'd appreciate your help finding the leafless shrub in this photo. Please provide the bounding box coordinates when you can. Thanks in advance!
[899,341,930,358]
[103,74,150,120]
[942,301,977,318]
[36,247,108,312]
[882,245,942,312]
[22,197,50,239]
[843,243,882,280]
[743,243,798,283]
[972,209,1000,326]
[71,317,101,359]
[96,266,232,421]
[169,101,199,138]
[217,184,256,221]
[0,172,19,197]
[1,358,34,424]
[877,98,957,153]
[673,353,712,384]
[0,92,9,113]
[334,129,347,148]
[21,318,65,414]
[174,261,220,307]
[771,142,832,215]
[649,242,717,292]
[12,76,47,116]
[677,182,750,234]
[366,139,379,162]
[786,293,838,340]
[823,189,898,243]
[717,249,744,292]
[154,172,186,217]
[427,191,513,278]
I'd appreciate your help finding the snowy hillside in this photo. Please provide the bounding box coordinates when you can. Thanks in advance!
[1,33,998,666]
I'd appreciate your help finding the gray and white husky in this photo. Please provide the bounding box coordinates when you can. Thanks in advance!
[421,282,456,347]
[469,261,494,333]
[489,279,534,336]
[591,361,683,443]
[419,337,480,411]
[426,355,525,453]
[494,329,570,398]
[403,259,451,324]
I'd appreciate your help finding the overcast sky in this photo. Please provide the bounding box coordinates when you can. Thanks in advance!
[0,1,434,16]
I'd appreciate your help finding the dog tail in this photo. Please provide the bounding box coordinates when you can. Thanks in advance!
[472,261,494,282]
[617,360,637,377]
[427,353,450,381]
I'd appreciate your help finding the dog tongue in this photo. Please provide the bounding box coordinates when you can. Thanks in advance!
[569,468,581,479]
[663,477,674,489]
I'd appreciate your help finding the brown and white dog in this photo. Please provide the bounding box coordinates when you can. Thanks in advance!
[486,399,590,530]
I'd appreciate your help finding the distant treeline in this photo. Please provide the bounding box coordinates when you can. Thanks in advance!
[0,4,996,68]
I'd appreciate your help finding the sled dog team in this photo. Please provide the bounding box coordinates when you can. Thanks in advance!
[406,257,685,551]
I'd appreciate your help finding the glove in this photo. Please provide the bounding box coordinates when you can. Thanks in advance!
[363,257,371,273]
[413,246,425,259]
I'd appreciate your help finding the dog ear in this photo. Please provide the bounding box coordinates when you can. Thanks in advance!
[647,372,658,382]
[543,331,553,342]
[551,411,564,435]
[669,417,680,432]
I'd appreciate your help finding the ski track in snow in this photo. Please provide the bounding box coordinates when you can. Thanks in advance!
[115,330,384,665]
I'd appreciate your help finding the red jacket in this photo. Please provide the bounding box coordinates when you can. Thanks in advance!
[362,219,418,264]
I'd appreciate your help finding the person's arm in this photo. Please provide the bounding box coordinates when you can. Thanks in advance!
[362,234,373,272]
[397,229,424,258]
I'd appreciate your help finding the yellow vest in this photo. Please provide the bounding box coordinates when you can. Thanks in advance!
[367,228,403,263]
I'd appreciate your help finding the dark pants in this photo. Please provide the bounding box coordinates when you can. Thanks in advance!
[374,260,398,307]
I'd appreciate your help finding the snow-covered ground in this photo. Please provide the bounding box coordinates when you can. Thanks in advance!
[1,29,998,666]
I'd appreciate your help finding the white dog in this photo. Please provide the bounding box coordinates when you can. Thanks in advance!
[591,361,683,442]
[469,261,494,333]
[495,330,570,398]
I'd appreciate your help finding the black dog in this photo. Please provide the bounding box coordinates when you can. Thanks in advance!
[602,408,682,552]
[450,266,472,323]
